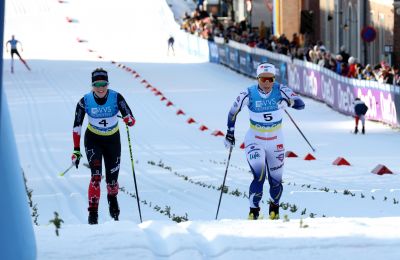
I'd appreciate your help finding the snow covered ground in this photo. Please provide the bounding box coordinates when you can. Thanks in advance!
[3,0,400,259]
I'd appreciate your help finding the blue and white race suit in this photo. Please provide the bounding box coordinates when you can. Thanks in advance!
[226,82,304,208]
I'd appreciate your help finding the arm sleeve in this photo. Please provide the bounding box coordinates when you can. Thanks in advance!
[227,90,249,131]
[72,98,86,150]
[279,84,305,110]
[117,93,134,118]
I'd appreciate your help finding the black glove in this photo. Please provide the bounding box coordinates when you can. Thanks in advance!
[71,149,82,169]
[277,98,291,109]
[224,130,235,149]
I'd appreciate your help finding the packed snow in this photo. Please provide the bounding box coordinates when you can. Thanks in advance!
[3,0,400,259]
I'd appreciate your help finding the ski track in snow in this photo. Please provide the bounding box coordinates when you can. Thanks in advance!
[4,0,400,259]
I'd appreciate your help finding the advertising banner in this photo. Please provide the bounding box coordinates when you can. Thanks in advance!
[208,41,219,63]
[228,46,239,71]
[238,50,252,76]
[218,44,228,65]
[394,90,400,125]
[287,60,398,126]
[203,34,399,127]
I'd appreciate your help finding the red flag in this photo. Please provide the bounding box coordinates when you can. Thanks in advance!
[211,130,224,137]
[199,125,208,131]
[187,118,196,124]
[176,109,185,115]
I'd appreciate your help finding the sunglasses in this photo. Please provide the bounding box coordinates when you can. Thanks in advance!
[92,81,109,87]
[258,77,275,83]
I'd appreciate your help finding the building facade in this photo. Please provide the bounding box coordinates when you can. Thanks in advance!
[239,0,399,66]
[313,0,397,66]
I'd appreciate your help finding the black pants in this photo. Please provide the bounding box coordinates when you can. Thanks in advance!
[84,129,121,210]
[11,49,22,59]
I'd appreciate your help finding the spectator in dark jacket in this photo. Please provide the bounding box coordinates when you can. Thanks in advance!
[394,64,400,86]
[339,45,350,65]
[353,98,368,134]
[197,5,209,20]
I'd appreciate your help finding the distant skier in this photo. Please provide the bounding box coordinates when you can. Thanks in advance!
[6,35,31,73]
[353,97,368,134]
[167,36,175,55]
[224,63,305,220]
[71,68,136,224]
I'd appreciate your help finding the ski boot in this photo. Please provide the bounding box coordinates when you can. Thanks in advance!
[248,207,261,220]
[361,126,365,134]
[354,126,358,134]
[107,194,120,221]
[269,202,280,220]
[88,210,98,225]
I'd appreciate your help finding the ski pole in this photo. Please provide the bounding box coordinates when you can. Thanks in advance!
[59,164,74,177]
[122,118,143,223]
[215,146,233,220]
[284,109,316,152]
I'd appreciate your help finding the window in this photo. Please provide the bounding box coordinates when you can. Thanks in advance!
[378,13,385,62]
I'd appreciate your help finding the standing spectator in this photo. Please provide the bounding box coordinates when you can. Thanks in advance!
[278,34,290,50]
[5,35,31,73]
[256,38,267,49]
[393,64,400,86]
[268,35,278,52]
[326,53,337,71]
[318,51,331,70]
[290,33,300,53]
[340,62,349,77]
[353,98,368,134]
[71,68,136,224]
[317,41,326,53]
[239,19,247,33]
[362,64,376,80]
[277,42,288,55]
[317,49,326,67]
[355,63,363,79]
[303,45,312,61]
[347,56,357,78]
[378,65,393,84]
[197,5,209,20]
[308,46,319,64]
[296,47,305,60]
[335,54,343,74]
[339,45,350,65]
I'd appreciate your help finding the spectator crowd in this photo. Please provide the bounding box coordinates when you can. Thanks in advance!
[180,5,400,86]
